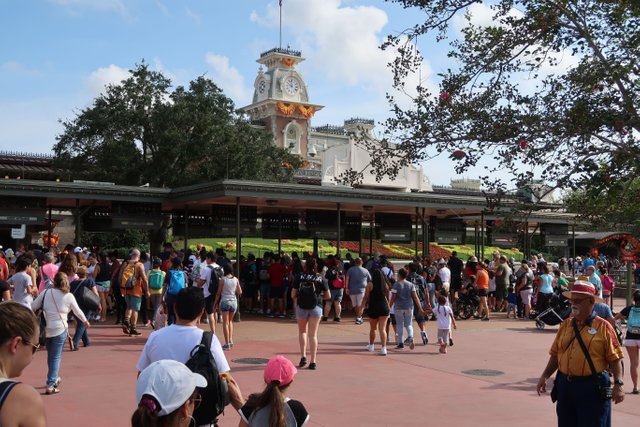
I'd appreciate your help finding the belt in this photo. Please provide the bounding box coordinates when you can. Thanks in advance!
[558,371,601,382]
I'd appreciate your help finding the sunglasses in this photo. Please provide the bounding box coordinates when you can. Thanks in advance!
[22,338,40,354]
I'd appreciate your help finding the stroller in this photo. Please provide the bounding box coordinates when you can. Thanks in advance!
[535,290,571,330]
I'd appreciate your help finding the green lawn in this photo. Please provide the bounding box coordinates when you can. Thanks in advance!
[173,237,523,261]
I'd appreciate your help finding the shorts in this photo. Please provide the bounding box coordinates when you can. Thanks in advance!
[259,283,270,299]
[242,282,256,299]
[96,281,110,292]
[520,288,533,305]
[330,288,344,302]
[269,286,284,299]
[437,328,450,344]
[388,313,396,326]
[495,282,508,301]
[204,294,215,315]
[451,276,462,291]
[220,299,237,312]
[414,301,427,323]
[478,288,488,297]
[623,339,640,347]
[507,302,517,312]
[124,295,141,312]
[368,302,390,319]
[295,305,322,320]
[350,293,364,307]
[441,282,450,293]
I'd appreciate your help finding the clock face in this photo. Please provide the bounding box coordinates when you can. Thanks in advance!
[283,77,300,95]
[258,80,266,94]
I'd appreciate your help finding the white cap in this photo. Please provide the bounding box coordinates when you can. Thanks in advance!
[189,254,197,263]
[438,258,446,264]
[74,247,83,253]
[136,360,207,416]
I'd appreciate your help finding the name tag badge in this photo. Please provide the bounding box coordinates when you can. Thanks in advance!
[588,328,597,335]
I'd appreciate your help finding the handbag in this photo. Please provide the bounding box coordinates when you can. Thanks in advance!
[73,280,101,312]
[572,320,613,400]
[37,290,49,346]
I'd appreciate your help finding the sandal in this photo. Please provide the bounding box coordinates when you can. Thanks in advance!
[45,386,60,395]
[298,357,307,368]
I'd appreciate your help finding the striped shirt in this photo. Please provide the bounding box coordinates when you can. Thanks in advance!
[549,314,623,377]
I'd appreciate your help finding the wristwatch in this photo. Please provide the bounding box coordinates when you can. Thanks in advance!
[614,379,624,386]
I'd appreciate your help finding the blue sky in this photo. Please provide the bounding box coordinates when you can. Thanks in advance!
[0,0,520,186]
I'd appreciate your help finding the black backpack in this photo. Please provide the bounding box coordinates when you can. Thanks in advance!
[240,261,256,285]
[297,275,318,309]
[185,331,230,425]
[207,265,224,295]
[408,273,426,302]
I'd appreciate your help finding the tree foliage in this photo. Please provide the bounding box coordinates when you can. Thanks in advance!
[367,0,639,203]
[54,63,301,187]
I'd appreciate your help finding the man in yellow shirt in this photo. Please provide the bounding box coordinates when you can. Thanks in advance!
[536,281,624,426]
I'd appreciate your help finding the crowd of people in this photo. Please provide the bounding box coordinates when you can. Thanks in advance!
[1,241,639,426]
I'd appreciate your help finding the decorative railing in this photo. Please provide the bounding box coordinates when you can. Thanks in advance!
[260,47,302,58]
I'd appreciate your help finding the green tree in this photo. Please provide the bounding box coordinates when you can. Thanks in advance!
[367,1,639,200]
[54,63,301,187]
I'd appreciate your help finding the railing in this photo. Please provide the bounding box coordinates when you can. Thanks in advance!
[294,169,322,178]
[260,47,302,58]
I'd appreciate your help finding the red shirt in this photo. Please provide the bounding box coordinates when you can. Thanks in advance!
[476,270,489,290]
[268,263,286,287]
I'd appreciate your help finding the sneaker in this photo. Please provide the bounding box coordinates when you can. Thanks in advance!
[379,347,387,356]
[395,343,404,350]
[421,331,428,345]
[321,316,328,322]
[277,314,286,319]
[121,321,131,335]
[333,317,341,322]
[404,337,412,344]
[355,318,364,325]
[409,339,415,350]
[482,317,490,321]
[222,344,230,351]
[129,328,141,337]
[366,344,375,352]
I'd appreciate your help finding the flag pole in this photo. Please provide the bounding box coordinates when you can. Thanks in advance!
[279,1,282,49]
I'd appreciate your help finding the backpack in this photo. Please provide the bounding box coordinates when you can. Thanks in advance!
[408,273,426,302]
[240,262,256,286]
[148,270,164,291]
[207,265,223,295]
[248,403,297,427]
[627,307,640,335]
[297,275,318,309]
[167,270,185,295]
[41,268,54,289]
[190,261,202,286]
[185,331,230,425]
[258,265,270,282]
[121,262,137,290]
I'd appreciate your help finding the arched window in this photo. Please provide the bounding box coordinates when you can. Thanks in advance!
[284,123,301,154]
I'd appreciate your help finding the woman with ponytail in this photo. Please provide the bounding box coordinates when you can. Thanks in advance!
[132,359,206,427]
[239,355,308,427]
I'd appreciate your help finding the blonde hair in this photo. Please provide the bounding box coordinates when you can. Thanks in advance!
[76,265,88,278]
[54,272,70,293]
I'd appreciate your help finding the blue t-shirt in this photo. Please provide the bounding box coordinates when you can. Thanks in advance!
[507,292,518,305]
[391,280,416,310]
[592,303,613,319]
[538,273,554,294]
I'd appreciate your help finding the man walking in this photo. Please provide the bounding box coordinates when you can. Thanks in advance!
[536,281,624,426]
[345,257,372,325]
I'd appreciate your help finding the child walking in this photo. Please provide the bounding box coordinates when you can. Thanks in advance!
[506,286,518,319]
[434,294,457,354]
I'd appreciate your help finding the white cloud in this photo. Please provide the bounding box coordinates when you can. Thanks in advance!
[0,61,40,76]
[84,64,131,96]
[48,0,131,19]
[204,53,251,105]
[185,7,201,24]
[156,1,170,17]
[249,0,435,111]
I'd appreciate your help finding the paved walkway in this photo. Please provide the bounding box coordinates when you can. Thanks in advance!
[21,299,640,426]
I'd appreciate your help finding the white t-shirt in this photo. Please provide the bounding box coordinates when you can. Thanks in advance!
[136,324,230,373]
[434,304,453,330]
[31,288,87,337]
[9,271,33,309]
[438,266,451,284]
[199,262,220,298]
[220,276,239,301]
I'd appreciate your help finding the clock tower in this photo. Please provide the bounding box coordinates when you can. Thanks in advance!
[241,48,323,160]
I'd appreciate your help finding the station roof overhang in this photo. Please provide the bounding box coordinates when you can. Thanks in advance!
[0,178,574,225]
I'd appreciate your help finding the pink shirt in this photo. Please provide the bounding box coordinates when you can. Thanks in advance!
[39,264,59,292]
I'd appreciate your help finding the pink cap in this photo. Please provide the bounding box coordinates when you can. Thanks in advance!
[264,355,297,387]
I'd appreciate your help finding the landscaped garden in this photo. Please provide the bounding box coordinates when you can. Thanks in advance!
[173,237,524,261]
